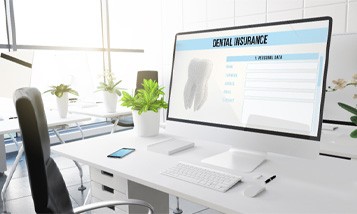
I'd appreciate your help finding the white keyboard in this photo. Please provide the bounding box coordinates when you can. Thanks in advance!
[161,162,241,192]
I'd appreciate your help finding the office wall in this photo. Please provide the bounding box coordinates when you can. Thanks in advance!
[161,0,357,123]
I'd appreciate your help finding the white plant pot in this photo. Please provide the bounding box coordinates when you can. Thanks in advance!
[103,91,118,113]
[132,110,160,137]
[56,92,68,118]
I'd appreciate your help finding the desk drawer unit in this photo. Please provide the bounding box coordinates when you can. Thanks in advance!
[90,167,169,214]
[91,196,127,214]
[91,181,128,213]
[90,167,127,194]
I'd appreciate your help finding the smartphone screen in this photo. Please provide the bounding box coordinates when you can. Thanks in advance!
[107,148,135,158]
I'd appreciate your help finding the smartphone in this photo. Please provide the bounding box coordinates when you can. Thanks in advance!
[107,148,135,158]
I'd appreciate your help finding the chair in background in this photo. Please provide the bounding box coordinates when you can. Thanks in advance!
[13,87,154,214]
[135,70,158,93]
[116,70,159,127]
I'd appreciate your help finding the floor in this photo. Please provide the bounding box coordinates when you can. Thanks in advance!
[0,135,222,214]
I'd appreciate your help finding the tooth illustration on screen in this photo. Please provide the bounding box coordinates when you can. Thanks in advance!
[184,58,213,111]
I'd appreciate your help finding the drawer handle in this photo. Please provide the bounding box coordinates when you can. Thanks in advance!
[101,170,113,177]
[102,185,114,194]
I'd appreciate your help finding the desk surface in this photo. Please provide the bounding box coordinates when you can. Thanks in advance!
[68,104,131,118]
[0,112,91,173]
[52,130,357,213]
[0,112,91,134]
[320,124,357,159]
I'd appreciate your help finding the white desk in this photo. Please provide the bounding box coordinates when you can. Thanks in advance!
[320,124,357,159]
[68,104,132,134]
[52,130,357,213]
[0,112,91,171]
[0,113,91,213]
[0,98,17,172]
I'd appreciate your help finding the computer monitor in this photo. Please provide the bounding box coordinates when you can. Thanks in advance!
[166,17,332,172]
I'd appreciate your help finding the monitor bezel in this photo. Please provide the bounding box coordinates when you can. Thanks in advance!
[166,16,332,142]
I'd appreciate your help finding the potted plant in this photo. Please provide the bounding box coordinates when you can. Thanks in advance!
[44,84,79,118]
[121,79,168,137]
[327,74,357,137]
[96,70,122,113]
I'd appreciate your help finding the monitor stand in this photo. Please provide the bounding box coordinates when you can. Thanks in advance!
[201,148,266,173]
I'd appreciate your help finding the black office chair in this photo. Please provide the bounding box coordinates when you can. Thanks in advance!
[13,87,154,214]
[116,70,159,127]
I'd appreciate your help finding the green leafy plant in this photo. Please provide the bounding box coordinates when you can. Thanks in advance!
[96,70,122,96]
[326,74,357,138]
[338,102,357,138]
[121,79,168,115]
[44,84,78,98]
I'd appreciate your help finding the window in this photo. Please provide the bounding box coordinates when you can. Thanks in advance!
[14,0,102,47]
[31,50,103,103]
[8,0,104,102]
[1,0,155,103]
[110,52,145,90]
[0,2,7,44]
[108,0,145,49]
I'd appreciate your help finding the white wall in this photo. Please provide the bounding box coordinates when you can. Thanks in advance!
[161,0,357,123]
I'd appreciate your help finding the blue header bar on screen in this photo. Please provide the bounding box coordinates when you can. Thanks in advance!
[226,53,320,62]
[176,28,328,51]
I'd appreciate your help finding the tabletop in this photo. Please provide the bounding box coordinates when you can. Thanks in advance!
[0,112,91,135]
[52,129,357,213]
[320,124,357,159]
[68,104,131,118]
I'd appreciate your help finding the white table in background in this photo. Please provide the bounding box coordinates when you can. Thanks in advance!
[0,113,91,213]
[0,98,16,173]
[52,129,357,213]
[320,124,357,159]
[68,104,132,134]
[0,112,91,170]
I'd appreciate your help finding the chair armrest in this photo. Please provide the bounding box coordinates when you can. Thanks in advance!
[116,121,134,127]
[73,199,154,214]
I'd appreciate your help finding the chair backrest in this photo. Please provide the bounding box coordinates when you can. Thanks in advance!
[14,87,73,213]
[136,70,158,93]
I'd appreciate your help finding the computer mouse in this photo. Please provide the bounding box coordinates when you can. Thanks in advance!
[243,185,266,198]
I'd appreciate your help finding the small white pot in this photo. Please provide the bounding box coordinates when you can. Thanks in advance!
[132,110,160,137]
[56,92,68,118]
[103,91,118,113]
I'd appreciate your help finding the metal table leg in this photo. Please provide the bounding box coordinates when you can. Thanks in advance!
[1,145,24,213]
[173,196,183,214]
[8,134,19,150]
[75,122,85,140]
[53,129,86,191]
[111,117,120,134]
[8,133,23,163]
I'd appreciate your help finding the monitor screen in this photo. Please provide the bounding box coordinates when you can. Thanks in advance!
[167,17,332,141]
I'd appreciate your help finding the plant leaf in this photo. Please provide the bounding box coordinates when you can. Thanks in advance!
[338,102,357,115]
[350,129,357,138]
[351,116,357,125]
[120,79,168,113]
[111,80,122,89]
[68,89,79,96]
[44,84,78,97]
[114,89,122,96]
[55,91,63,98]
